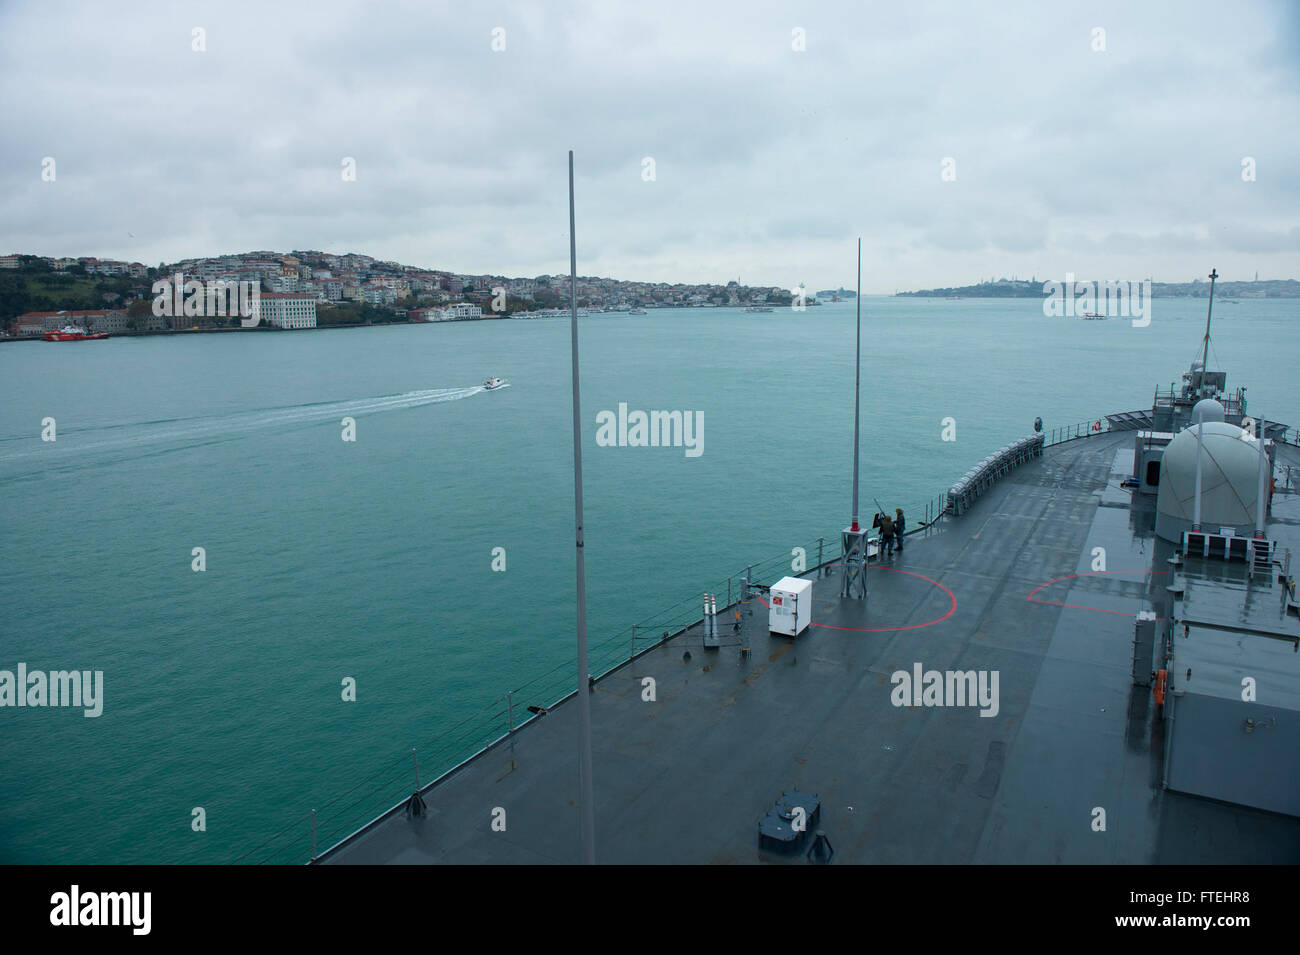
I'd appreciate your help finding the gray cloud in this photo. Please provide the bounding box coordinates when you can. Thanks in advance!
[0,0,1296,290]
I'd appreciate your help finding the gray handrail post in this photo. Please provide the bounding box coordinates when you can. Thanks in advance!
[412,748,420,790]
[817,537,824,575]
[311,809,317,862]
[507,690,514,732]
[727,577,731,607]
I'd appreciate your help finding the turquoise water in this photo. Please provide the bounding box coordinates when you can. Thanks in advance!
[1,298,1296,863]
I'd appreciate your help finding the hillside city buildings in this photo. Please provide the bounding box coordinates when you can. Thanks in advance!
[2,249,798,337]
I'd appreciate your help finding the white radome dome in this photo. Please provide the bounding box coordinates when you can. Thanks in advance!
[1155,421,1264,542]
[1191,398,1225,424]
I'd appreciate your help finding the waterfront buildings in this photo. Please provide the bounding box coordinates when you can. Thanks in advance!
[441,302,482,320]
[407,303,484,322]
[14,309,131,334]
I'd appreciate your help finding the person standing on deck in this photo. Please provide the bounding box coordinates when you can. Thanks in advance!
[895,508,906,553]
[879,512,895,557]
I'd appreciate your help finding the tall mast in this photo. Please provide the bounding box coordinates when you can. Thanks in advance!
[840,239,868,601]
[851,238,861,532]
[568,150,596,864]
[1199,267,1217,395]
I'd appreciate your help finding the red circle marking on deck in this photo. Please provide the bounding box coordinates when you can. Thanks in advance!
[759,565,956,632]
[1026,569,1169,618]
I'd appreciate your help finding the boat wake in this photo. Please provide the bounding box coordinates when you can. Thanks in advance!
[0,386,481,474]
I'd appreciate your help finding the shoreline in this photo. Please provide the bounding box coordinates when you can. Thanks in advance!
[0,303,827,343]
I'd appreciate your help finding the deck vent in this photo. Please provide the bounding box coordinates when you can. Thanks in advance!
[758,790,821,853]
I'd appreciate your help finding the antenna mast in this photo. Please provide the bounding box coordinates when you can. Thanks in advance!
[841,239,867,601]
[568,150,596,864]
[1199,267,1217,396]
[851,242,861,531]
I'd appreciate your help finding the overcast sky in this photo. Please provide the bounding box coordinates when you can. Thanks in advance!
[1,0,1296,292]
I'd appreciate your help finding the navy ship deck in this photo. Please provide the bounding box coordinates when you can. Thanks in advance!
[321,431,1300,864]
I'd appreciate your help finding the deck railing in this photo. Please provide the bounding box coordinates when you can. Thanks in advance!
[1044,418,1108,447]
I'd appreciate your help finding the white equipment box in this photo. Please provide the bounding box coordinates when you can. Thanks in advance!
[769,576,813,637]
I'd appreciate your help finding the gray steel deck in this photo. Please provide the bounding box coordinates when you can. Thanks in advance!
[323,431,1300,864]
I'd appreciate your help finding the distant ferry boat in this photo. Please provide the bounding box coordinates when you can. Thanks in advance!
[1078,311,1108,320]
[482,376,508,390]
[744,305,774,312]
[44,325,109,341]
[628,307,646,315]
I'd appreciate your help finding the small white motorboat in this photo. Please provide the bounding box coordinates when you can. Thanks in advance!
[483,376,508,390]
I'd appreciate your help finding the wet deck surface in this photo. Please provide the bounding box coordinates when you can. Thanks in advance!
[323,432,1300,864]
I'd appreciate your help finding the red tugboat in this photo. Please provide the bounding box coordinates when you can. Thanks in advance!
[44,325,109,341]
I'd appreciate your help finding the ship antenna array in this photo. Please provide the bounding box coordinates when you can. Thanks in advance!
[568,150,596,864]
[852,246,861,531]
[1199,267,1218,396]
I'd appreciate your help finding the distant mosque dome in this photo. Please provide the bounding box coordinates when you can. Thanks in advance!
[1155,421,1264,542]
[1191,398,1225,424]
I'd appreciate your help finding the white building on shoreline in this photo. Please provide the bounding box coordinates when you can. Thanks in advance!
[441,302,482,320]
[258,292,317,329]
